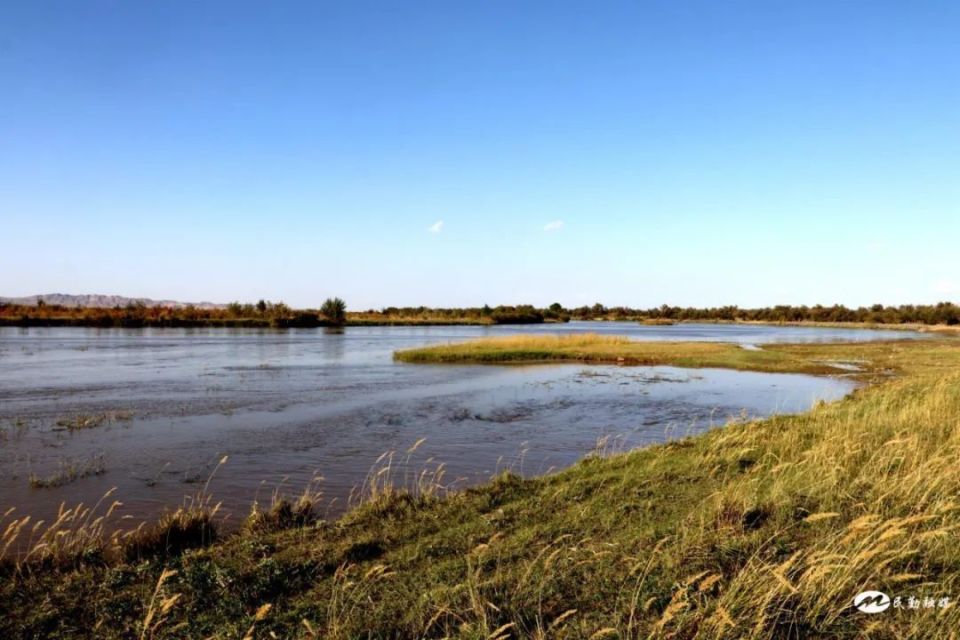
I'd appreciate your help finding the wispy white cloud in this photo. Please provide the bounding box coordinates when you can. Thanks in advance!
[543,220,564,232]
[428,220,444,233]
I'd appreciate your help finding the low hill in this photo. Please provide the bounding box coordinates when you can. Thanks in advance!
[0,293,224,310]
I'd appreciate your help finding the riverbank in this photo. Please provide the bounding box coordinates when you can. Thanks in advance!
[347,316,567,326]
[3,337,960,638]
[669,318,960,334]
[0,316,497,328]
[0,312,555,328]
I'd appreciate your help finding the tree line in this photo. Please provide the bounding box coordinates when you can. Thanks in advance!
[2,299,958,327]
[0,297,349,328]
[564,302,960,325]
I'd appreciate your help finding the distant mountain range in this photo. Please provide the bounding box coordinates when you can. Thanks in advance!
[0,294,225,309]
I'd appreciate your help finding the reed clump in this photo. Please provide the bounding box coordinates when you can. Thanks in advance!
[244,488,319,534]
[122,501,219,562]
[1,489,123,572]
[123,456,230,561]
[28,455,107,489]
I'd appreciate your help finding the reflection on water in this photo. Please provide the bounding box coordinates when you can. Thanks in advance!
[0,322,894,527]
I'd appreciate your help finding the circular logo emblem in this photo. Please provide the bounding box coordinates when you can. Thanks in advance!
[854,591,891,613]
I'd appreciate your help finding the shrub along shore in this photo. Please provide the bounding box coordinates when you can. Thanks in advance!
[3,336,960,638]
[0,302,555,327]
[4,299,960,328]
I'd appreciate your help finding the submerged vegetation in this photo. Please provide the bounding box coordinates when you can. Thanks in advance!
[3,337,960,637]
[28,455,107,489]
[54,411,133,432]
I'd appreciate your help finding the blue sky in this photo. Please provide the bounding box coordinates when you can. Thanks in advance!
[1,1,958,309]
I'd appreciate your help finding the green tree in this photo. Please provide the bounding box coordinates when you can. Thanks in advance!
[321,297,347,326]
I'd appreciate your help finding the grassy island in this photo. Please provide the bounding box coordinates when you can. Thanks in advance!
[395,333,935,380]
[4,336,960,638]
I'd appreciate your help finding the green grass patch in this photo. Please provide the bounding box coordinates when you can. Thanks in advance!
[393,333,934,379]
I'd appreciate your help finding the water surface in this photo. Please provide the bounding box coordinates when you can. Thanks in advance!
[0,322,909,527]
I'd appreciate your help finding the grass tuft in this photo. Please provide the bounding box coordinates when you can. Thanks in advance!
[122,502,219,562]
[245,489,319,534]
[28,455,107,488]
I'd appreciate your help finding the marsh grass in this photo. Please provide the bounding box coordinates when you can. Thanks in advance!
[393,333,841,375]
[4,339,960,638]
[394,333,960,383]
[344,438,456,520]
[245,479,322,534]
[123,456,229,561]
[0,488,123,571]
[28,454,106,488]
[121,499,220,562]
[55,411,133,431]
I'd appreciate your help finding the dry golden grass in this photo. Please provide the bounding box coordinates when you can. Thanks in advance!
[397,333,730,363]
[394,332,904,377]
[244,478,323,533]
[0,489,124,571]
[657,370,960,638]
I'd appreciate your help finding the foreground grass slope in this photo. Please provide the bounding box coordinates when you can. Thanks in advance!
[4,337,960,638]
